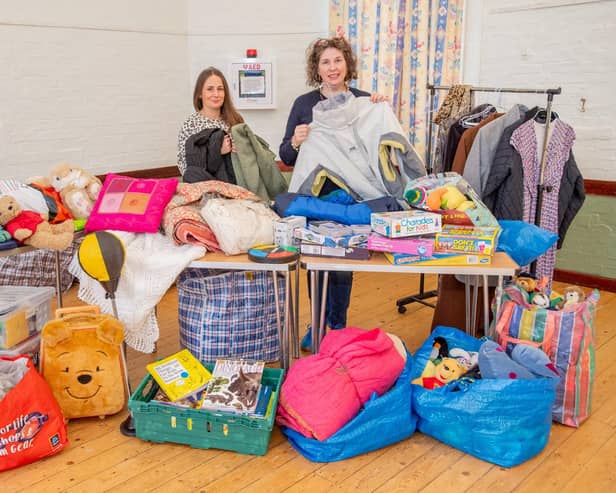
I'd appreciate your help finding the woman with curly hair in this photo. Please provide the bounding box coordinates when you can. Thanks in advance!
[279,36,387,350]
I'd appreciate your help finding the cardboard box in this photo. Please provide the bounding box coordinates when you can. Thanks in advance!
[435,225,501,256]
[370,210,442,238]
[300,243,371,260]
[274,216,306,247]
[0,286,54,349]
[384,252,492,266]
[367,233,434,256]
[294,227,368,248]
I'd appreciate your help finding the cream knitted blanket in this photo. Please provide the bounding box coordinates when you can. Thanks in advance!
[69,231,205,353]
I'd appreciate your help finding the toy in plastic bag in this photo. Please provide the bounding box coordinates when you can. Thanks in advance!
[412,326,556,467]
[496,220,558,267]
[491,283,599,427]
[0,355,68,471]
[404,172,498,227]
[280,351,416,462]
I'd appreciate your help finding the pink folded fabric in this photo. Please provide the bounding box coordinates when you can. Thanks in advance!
[276,327,405,441]
[174,219,221,252]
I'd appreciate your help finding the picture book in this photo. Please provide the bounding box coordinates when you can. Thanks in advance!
[200,359,265,415]
[146,349,212,402]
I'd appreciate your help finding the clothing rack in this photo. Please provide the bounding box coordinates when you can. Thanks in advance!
[396,83,562,314]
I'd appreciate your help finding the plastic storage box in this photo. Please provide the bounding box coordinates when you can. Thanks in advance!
[0,333,42,368]
[0,286,55,349]
[129,366,284,455]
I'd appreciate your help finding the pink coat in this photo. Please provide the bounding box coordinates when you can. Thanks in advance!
[276,327,405,441]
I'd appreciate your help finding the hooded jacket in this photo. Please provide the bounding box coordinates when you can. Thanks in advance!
[288,92,426,203]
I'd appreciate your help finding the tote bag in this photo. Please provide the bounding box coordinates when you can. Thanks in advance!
[492,284,599,427]
[0,356,68,471]
[412,326,556,467]
[177,268,284,363]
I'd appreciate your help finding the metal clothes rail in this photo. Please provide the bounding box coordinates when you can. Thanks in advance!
[396,84,562,313]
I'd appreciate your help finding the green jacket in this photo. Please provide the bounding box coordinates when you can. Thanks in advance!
[230,124,288,202]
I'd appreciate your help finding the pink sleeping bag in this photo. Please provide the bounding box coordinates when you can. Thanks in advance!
[276,327,405,440]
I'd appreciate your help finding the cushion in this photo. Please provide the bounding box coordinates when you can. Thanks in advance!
[85,174,178,233]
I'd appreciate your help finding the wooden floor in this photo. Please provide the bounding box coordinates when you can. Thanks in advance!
[4,271,615,492]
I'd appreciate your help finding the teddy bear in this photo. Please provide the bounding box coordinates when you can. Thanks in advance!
[0,195,74,250]
[563,286,585,308]
[49,163,102,219]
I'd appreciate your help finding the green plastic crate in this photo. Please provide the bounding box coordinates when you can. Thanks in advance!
[128,366,284,456]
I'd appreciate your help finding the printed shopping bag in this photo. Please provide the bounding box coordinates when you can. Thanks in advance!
[0,355,68,471]
[492,284,599,427]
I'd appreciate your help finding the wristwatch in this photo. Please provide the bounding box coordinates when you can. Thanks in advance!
[291,139,301,152]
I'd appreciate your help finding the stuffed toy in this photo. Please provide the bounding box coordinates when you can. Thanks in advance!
[0,195,74,250]
[49,163,102,219]
[563,286,585,308]
[412,357,465,389]
[40,306,127,420]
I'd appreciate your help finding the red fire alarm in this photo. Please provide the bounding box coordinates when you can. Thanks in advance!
[246,49,258,58]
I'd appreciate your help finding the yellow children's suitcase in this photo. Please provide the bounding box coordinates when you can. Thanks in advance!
[40,306,127,420]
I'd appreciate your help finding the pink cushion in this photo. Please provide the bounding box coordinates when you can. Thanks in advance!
[85,174,178,233]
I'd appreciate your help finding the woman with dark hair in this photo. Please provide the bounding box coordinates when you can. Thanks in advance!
[279,36,387,350]
[177,67,245,176]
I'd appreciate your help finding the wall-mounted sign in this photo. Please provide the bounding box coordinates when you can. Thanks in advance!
[229,59,276,109]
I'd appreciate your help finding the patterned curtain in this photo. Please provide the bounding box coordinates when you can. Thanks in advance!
[329,0,464,161]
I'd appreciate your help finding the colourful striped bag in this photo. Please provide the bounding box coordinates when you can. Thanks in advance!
[491,284,599,427]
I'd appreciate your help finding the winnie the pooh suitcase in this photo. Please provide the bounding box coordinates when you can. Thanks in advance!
[40,306,128,420]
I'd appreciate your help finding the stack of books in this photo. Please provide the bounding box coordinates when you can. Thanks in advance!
[147,350,275,419]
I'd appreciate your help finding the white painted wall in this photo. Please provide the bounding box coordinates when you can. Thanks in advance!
[0,0,328,181]
[0,0,189,180]
[462,0,616,180]
[185,0,329,161]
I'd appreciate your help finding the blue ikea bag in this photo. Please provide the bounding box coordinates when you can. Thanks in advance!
[412,326,556,468]
[281,351,416,462]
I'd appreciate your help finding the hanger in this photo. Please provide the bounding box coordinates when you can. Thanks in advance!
[460,104,496,128]
[532,107,559,124]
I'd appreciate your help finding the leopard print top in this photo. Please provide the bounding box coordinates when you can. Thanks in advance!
[176,112,230,175]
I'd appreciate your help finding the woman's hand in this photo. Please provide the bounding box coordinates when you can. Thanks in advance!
[221,134,234,155]
[370,92,389,103]
[292,124,310,150]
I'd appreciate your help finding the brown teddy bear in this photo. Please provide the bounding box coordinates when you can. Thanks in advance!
[49,163,102,219]
[40,306,127,420]
[0,195,74,250]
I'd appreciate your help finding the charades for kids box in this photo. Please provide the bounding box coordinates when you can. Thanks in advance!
[370,211,442,238]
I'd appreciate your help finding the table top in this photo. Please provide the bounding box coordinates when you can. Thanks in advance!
[190,251,299,272]
[300,251,519,276]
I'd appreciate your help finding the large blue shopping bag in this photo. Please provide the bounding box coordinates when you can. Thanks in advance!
[280,351,416,462]
[412,326,557,467]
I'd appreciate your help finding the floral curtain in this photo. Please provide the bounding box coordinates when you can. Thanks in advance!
[329,0,464,161]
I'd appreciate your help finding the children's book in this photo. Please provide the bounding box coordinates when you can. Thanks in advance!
[146,349,212,402]
[200,359,265,415]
